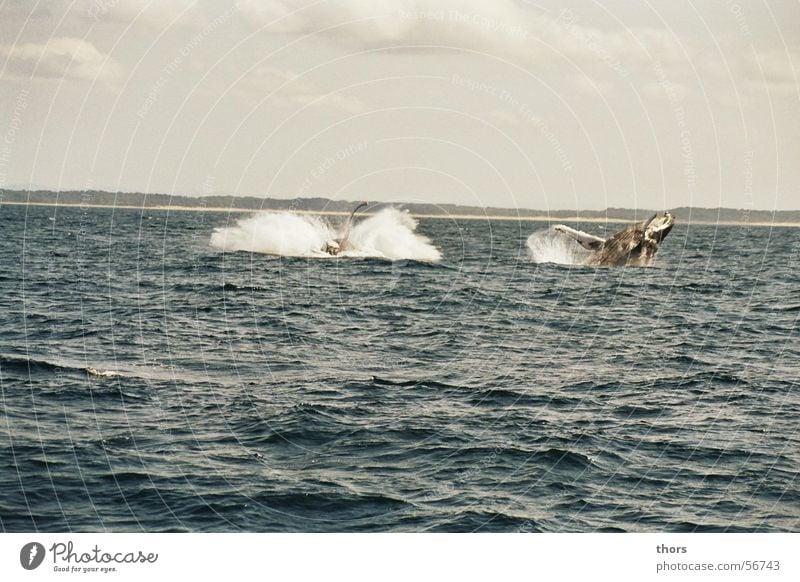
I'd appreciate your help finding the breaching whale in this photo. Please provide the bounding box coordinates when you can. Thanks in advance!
[323,202,368,255]
[553,211,675,267]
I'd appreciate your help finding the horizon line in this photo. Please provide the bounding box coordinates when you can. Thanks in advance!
[1,188,797,213]
[4,201,800,227]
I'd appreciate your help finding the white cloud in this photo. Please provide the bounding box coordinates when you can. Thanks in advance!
[238,66,364,113]
[233,0,704,88]
[487,109,520,125]
[745,48,799,85]
[235,0,798,96]
[82,0,200,28]
[0,37,122,81]
[237,0,538,59]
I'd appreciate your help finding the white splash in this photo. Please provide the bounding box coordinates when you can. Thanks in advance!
[348,207,441,261]
[86,367,120,378]
[210,212,334,257]
[210,207,441,262]
[526,227,590,265]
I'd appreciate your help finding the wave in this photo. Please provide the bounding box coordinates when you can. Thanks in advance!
[0,354,87,376]
[86,367,121,378]
[0,354,184,384]
[370,376,464,390]
[526,227,590,265]
[0,355,126,381]
[210,207,441,261]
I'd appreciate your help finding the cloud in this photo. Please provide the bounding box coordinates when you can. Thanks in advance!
[82,0,200,28]
[233,0,707,89]
[745,48,799,86]
[487,109,521,125]
[0,37,122,82]
[237,0,538,59]
[235,1,798,96]
[238,66,364,113]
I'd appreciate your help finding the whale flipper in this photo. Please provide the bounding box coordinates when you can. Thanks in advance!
[338,202,368,251]
[323,202,368,255]
[553,225,605,251]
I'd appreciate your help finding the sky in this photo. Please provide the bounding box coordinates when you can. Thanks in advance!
[0,0,798,211]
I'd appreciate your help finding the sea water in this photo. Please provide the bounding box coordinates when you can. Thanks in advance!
[0,204,797,532]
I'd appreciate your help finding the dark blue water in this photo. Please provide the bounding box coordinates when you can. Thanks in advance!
[1,204,798,532]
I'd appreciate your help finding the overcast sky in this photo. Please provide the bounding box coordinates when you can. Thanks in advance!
[1,0,798,210]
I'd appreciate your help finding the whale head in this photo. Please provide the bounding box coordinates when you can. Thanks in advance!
[644,211,675,245]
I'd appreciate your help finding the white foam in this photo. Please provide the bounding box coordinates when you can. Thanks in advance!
[210,212,335,257]
[348,207,442,262]
[526,227,590,265]
[210,207,441,261]
[86,367,120,378]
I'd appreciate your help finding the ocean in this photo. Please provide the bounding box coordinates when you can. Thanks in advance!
[1,203,798,532]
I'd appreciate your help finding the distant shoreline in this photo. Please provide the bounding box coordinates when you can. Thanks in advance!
[3,201,799,227]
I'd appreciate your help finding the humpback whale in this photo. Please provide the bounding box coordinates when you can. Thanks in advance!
[324,202,368,255]
[553,212,675,267]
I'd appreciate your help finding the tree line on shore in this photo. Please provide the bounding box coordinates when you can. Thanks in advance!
[2,189,797,223]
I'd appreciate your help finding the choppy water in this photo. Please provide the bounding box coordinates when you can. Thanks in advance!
[1,204,798,532]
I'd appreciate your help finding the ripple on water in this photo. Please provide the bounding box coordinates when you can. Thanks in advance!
[0,209,797,531]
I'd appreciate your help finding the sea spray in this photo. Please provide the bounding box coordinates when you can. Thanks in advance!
[349,208,441,262]
[526,227,590,265]
[210,207,441,261]
[210,212,334,256]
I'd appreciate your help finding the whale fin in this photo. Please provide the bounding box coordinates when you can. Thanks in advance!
[553,224,605,251]
[337,202,368,251]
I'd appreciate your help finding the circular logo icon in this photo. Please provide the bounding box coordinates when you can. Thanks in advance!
[20,542,46,570]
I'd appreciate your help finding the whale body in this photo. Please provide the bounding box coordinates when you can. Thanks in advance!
[553,212,675,267]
